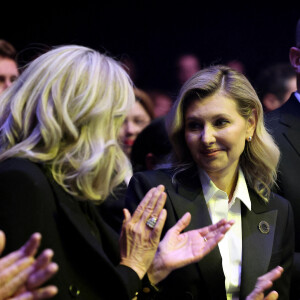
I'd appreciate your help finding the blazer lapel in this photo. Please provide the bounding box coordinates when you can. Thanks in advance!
[167,168,226,299]
[240,190,278,299]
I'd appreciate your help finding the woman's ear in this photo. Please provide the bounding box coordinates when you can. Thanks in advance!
[289,47,300,72]
[246,109,257,137]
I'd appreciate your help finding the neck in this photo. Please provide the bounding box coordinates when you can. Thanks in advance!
[207,168,239,202]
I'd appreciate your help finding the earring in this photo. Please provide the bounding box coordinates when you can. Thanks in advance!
[247,136,252,142]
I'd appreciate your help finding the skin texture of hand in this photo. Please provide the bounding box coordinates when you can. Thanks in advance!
[148,213,235,285]
[119,185,167,279]
[0,231,58,300]
[246,266,284,300]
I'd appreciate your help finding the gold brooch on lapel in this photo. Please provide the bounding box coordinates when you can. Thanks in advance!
[258,221,270,234]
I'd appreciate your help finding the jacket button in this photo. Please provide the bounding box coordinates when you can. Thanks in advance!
[69,285,80,298]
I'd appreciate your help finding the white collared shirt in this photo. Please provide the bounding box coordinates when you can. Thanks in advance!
[199,167,252,300]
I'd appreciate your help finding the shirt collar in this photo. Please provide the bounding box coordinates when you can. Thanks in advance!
[294,91,300,104]
[199,167,252,211]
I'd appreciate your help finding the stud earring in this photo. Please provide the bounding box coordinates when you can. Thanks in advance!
[247,136,252,142]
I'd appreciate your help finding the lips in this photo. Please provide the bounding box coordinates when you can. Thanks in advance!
[200,148,223,156]
[124,139,135,146]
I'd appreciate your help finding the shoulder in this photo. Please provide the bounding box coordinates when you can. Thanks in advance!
[269,191,293,211]
[0,158,50,190]
[0,157,44,174]
[249,188,292,214]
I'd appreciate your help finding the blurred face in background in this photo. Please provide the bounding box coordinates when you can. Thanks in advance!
[177,55,200,85]
[0,57,19,94]
[119,101,151,157]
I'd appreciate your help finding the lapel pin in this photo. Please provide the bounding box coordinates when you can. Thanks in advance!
[258,221,270,234]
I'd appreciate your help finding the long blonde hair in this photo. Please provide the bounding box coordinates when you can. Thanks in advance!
[0,45,134,203]
[166,65,280,202]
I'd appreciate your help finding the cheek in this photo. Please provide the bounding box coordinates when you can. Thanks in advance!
[185,133,198,152]
[226,130,246,155]
[138,122,148,133]
[118,125,126,139]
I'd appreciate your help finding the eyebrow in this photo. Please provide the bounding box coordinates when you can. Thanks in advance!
[185,113,232,120]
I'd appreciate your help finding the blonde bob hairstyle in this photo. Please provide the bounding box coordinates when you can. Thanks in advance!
[0,45,134,203]
[166,65,280,202]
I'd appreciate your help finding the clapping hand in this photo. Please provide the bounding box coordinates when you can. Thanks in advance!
[148,212,234,284]
[0,231,58,300]
[119,185,167,280]
[246,266,283,300]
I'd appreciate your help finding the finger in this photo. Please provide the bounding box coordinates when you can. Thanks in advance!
[0,257,34,289]
[0,258,34,298]
[198,220,234,243]
[0,251,25,271]
[201,224,235,255]
[27,262,59,290]
[121,208,132,227]
[131,187,158,222]
[32,286,58,299]
[259,266,283,282]
[264,291,279,300]
[170,212,191,235]
[32,250,54,271]
[9,286,58,300]
[150,208,167,242]
[250,267,283,299]
[0,230,6,255]
[0,234,42,271]
[21,233,42,257]
[132,185,166,224]
[147,188,167,222]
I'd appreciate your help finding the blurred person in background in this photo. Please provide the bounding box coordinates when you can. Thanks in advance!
[119,87,154,161]
[256,63,296,112]
[0,39,19,95]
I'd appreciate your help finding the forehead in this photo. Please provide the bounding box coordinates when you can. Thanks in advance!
[127,101,150,118]
[0,58,18,75]
[185,93,239,117]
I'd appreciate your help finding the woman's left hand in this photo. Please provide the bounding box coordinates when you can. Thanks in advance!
[119,185,167,280]
[148,212,234,285]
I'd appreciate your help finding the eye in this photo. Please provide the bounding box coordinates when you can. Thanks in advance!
[134,118,148,126]
[214,118,230,127]
[186,121,203,131]
[10,76,18,83]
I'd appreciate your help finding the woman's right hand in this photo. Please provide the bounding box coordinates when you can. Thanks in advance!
[148,213,234,285]
[246,266,284,300]
[119,185,167,279]
[0,231,58,300]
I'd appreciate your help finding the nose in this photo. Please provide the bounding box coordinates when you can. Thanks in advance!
[125,120,139,136]
[200,125,216,145]
[3,78,13,89]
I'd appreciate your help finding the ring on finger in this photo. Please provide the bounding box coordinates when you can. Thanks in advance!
[146,217,157,229]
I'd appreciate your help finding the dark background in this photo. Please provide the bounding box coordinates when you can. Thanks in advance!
[2,2,300,93]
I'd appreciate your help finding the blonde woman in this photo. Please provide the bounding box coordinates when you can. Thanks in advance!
[125,65,294,299]
[0,46,235,299]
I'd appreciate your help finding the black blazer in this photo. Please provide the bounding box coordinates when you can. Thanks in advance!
[265,93,300,298]
[0,158,141,300]
[125,168,294,300]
